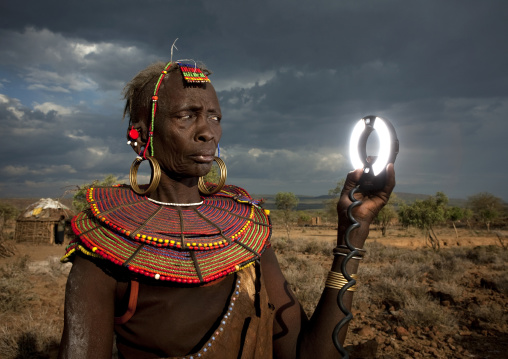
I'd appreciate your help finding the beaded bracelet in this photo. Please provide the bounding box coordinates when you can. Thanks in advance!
[325,271,358,291]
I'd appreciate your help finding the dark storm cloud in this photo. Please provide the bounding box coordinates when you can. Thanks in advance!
[0,0,507,200]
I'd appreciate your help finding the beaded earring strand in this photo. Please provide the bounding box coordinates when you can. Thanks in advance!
[144,61,210,158]
[143,61,173,159]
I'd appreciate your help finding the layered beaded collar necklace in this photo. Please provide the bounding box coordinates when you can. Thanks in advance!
[65,184,271,285]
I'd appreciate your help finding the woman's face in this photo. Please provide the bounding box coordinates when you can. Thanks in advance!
[151,71,222,179]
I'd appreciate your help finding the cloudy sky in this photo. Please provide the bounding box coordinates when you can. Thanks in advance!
[1,0,507,201]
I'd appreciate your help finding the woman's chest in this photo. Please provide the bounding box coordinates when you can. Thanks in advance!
[115,274,251,357]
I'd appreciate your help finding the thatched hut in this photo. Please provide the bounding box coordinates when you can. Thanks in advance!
[15,198,74,244]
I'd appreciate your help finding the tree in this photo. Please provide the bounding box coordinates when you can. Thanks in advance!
[462,208,474,230]
[275,192,299,240]
[398,192,448,250]
[446,206,465,238]
[73,174,118,212]
[374,193,399,236]
[467,192,505,232]
[0,201,19,241]
[324,177,346,223]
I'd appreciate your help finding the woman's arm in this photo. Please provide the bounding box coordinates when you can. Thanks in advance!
[264,164,395,358]
[58,255,117,359]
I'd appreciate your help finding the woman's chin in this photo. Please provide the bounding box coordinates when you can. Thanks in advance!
[162,163,213,179]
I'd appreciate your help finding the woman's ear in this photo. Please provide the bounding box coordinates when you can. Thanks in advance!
[126,120,149,155]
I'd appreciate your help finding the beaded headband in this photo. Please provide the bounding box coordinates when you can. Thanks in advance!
[142,61,211,159]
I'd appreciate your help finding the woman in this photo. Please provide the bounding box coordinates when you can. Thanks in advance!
[58,60,395,359]
[56,214,66,245]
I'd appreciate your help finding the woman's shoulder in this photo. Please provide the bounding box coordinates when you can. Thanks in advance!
[213,184,267,208]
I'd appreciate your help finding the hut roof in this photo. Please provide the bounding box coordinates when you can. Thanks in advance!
[17,198,74,222]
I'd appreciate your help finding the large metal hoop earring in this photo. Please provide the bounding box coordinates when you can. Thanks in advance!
[198,156,227,195]
[130,156,161,195]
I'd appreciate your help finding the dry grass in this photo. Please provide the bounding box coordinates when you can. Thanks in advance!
[0,256,65,359]
[1,224,507,358]
[0,256,36,313]
[272,230,508,355]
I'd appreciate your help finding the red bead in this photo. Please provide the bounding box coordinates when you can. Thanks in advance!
[129,127,139,140]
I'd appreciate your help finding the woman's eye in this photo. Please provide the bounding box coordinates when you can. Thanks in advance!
[210,115,221,122]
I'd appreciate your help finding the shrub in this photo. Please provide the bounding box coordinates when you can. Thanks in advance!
[276,253,326,317]
[465,245,503,265]
[0,256,36,313]
[394,296,456,329]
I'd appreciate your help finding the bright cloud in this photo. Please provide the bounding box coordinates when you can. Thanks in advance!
[33,102,75,116]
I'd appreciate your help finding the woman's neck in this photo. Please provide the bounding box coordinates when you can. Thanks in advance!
[149,174,202,205]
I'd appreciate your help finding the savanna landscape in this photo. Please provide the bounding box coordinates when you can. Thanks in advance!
[0,193,507,359]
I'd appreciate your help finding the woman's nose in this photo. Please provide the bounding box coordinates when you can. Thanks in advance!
[195,115,215,142]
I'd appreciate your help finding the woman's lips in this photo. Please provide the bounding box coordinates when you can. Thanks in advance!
[190,154,215,163]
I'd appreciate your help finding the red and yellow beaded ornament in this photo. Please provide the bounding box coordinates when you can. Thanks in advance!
[178,63,210,83]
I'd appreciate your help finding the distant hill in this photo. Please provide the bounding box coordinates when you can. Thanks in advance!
[254,192,468,211]
[394,192,467,208]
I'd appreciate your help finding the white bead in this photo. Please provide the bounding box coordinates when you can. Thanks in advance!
[147,198,204,207]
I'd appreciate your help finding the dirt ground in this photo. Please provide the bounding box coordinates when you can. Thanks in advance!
[1,225,507,358]
[280,225,506,249]
[278,226,508,359]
